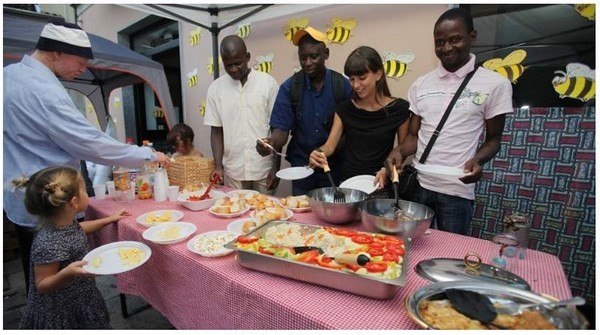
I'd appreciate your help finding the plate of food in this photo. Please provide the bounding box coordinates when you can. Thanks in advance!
[340,175,379,194]
[280,195,312,212]
[83,241,151,275]
[250,206,294,225]
[142,222,197,245]
[242,193,281,210]
[414,163,471,177]
[227,218,261,235]
[208,196,250,218]
[226,189,260,199]
[136,210,184,227]
[187,230,240,257]
[276,166,314,180]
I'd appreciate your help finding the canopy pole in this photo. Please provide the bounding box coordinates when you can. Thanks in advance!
[210,6,220,80]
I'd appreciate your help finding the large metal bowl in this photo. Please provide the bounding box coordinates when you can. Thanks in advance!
[360,199,433,240]
[307,187,368,225]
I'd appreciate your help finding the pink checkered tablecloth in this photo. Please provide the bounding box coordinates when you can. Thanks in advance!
[86,193,572,330]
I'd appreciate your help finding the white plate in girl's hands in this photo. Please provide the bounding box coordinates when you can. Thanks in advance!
[414,163,471,177]
[83,241,151,275]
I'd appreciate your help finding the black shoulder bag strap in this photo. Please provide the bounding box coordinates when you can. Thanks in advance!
[418,66,479,164]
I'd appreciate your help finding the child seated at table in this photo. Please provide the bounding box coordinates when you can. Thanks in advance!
[13,166,129,329]
[167,123,204,158]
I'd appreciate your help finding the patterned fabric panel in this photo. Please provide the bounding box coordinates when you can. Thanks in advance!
[472,107,595,302]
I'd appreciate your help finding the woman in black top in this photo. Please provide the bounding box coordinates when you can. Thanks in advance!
[309,46,410,193]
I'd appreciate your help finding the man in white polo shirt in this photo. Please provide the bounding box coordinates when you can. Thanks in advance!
[386,8,513,235]
[204,35,279,194]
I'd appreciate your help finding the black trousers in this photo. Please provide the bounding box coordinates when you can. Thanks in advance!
[5,210,34,294]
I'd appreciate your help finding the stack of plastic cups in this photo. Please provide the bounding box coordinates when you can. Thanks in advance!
[154,168,167,202]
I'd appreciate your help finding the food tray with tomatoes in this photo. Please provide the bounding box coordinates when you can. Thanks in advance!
[224,220,408,299]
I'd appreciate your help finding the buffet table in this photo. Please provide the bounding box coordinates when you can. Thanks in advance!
[86,193,572,330]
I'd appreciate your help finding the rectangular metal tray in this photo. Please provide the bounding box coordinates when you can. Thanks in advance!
[224,220,408,299]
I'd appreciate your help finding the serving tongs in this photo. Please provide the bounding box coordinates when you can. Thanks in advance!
[391,165,404,218]
[317,149,345,203]
[257,138,286,157]
[199,175,220,200]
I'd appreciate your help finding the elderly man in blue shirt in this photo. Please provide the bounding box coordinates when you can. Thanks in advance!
[256,27,352,195]
[3,21,170,292]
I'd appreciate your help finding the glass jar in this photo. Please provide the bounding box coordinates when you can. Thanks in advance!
[112,166,131,202]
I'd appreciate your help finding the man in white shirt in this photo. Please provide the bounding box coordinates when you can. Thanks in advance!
[386,8,513,235]
[204,35,279,194]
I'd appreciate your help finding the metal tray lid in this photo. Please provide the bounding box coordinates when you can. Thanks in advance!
[415,257,531,290]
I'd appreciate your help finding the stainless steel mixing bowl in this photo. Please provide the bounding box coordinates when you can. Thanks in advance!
[360,199,433,240]
[307,187,368,225]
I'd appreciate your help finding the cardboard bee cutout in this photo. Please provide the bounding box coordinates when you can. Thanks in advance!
[326,17,357,44]
[284,18,310,43]
[254,53,274,73]
[483,49,528,84]
[552,63,595,102]
[383,51,415,80]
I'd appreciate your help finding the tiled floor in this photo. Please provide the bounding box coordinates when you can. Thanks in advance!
[3,257,174,329]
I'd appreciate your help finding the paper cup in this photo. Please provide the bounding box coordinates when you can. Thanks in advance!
[93,184,106,200]
[106,181,116,199]
[167,185,179,202]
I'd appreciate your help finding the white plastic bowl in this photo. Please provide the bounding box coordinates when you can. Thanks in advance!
[178,189,226,211]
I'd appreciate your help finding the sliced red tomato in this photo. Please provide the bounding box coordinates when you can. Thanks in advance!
[382,251,398,262]
[345,264,361,272]
[368,247,384,257]
[316,255,344,269]
[386,244,405,256]
[369,242,385,249]
[351,234,374,245]
[296,249,319,263]
[365,261,387,273]
[236,236,259,244]
[326,227,357,237]
[258,246,274,255]
[382,235,403,245]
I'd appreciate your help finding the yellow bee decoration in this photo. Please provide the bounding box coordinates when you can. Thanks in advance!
[254,53,274,73]
[207,57,223,77]
[199,100,206,117]
[383,51,415,79]
[482,49,528,84]
[153,106,164,118]
[552,63,596,102]
[326,17,357,44]
[574,4,595,21]
[186,68,198,87]
[283,18,310,42]
[188,27,202,46]
[236,23,252,39]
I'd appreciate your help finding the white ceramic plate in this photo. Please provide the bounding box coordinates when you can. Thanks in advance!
[340,175,379,194]
[250,208,294,222]
[208,204,251,218]
[83,241,151,275]
[136,210,184,228]
[142,222,197,245]
[414,163,470,177]
[276,166,314,180]
[227,218,259,235]
[187,230,240,257]
[280,195,312,212]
